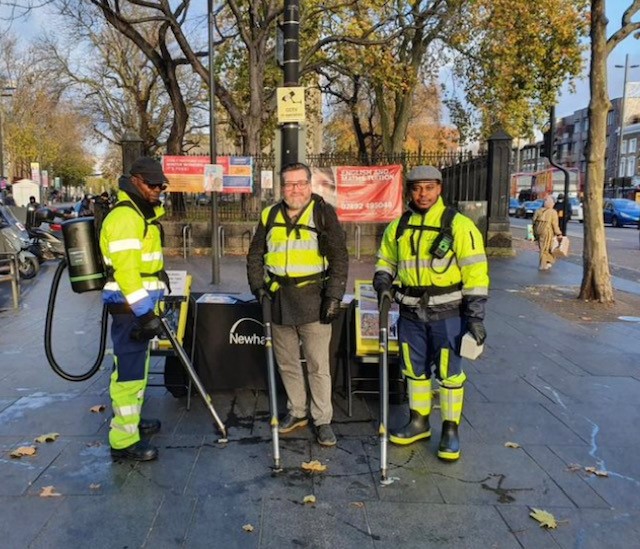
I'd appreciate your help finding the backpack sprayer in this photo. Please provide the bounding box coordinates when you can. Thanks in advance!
[44,216,227,440]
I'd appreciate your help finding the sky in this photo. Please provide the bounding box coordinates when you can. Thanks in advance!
[1,2,639,131]
[556,2,640,118]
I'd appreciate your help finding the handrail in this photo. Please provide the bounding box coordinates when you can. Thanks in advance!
[218,225,225,257]
[354,225,361,260]
[182,223,192,259]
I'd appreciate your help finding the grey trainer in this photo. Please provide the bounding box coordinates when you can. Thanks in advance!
[316,424,337,446]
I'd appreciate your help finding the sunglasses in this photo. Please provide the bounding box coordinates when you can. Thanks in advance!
[136,175,167,191]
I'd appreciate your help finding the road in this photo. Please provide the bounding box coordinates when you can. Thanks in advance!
[509,217,640,283]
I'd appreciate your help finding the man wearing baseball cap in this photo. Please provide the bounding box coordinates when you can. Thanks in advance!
[100,156,168,461]
[373,165,489,461]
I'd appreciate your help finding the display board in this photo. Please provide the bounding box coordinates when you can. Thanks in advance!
[353,280,400,356]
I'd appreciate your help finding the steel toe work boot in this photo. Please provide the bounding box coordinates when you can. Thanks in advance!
[139,418,161,436]
[389,410,431,445]
[437,420,460,461]
[111,440,158,462]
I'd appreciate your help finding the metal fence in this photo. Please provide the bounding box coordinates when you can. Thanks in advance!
[164,150,487,222]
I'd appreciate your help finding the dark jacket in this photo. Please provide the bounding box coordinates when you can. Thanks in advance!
[247,194,348,325]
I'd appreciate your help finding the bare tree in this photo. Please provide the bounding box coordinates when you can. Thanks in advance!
[581,0,640,302]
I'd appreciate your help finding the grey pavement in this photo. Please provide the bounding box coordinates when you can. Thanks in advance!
[1,242,640,548]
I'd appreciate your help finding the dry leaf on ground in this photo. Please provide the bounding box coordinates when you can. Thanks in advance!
[301,460,327,473]
[504,442,520,449]
[10,446,37,458]
[349,501,364,509]
[35,433,59,443]
[90,405,106,413]
[40,486,62,497]
[529,508,558,529]
[566,463,582,472]
[89,483,101,490]
[585,466,609,477]
[242,524,254,533]
[302,495,316,504]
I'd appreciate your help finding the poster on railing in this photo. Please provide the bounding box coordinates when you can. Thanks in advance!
[333,165,404,223]
[354,280,400,356]
[162,155,253,193]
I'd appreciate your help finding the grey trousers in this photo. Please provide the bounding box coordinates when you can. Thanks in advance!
[271,321,333,425]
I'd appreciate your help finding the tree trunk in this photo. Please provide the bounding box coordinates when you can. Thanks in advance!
[580,0,614,302]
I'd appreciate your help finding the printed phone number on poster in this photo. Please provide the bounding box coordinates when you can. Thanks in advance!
[342,201,393,210]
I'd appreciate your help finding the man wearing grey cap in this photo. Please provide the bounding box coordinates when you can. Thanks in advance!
[373,165,489,461]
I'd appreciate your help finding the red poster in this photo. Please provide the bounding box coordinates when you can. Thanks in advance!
[335,165,403,222]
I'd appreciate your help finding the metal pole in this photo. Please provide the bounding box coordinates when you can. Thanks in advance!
[208,0,220,284]
[0,104,4,179]
[281,0,300,167]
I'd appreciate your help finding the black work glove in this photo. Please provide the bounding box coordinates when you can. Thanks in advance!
[130,311,165,341]
[320,297,341,324]
[377,289,393,311]
[253,288,270,304]
[466,319,487,345]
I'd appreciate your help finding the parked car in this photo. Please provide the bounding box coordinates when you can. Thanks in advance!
[195,193,211,206]
[508,198,520,217]
[515,199,544,218]
[603,198,640,227]
[569,197,584,223]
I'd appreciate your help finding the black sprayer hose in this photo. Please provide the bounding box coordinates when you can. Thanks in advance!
[44,258,109,381]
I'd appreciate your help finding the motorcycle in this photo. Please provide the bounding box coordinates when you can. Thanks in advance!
[25,207,66,263]
[0,205,40,279]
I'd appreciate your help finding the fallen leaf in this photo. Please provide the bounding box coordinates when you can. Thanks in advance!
[90,405,106,413]
[529,508,558,529]
[566,463,582,472]
[584,466,609,477]
[10,446,37,458]
[89,483,101,490]
[504,441,520,449]
[349,501,364,508]
[242,524,254,533]
[301,460,327,473]
[35,433,60,443]
[302,494,316,504]
[40,486,62,497]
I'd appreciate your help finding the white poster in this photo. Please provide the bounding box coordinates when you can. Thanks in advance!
[204,164,224,192]
[261,169,273,190]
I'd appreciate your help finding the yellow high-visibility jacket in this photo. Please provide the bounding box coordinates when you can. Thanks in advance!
[100,190,165,317]
[375,197,489,319]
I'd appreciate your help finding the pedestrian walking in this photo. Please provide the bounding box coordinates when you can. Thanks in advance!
[100,157,168,461]
[247,162,348,447]
[373,166,489,461]
[533,195,563,271]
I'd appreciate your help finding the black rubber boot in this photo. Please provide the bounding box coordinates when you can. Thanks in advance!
[437,420,460,461]
[389,410,431,445]
[111,440,158,462]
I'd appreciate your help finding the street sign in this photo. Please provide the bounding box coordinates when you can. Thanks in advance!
[277,86,305,124]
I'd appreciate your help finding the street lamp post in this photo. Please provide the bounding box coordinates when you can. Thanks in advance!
[0,83,16,181]
[208,0,220,285]
[614,54,639,183]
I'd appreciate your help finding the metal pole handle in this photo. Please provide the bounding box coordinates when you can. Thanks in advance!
[262,297,281,470]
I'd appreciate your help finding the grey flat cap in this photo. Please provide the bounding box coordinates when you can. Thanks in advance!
[406,165,442,183]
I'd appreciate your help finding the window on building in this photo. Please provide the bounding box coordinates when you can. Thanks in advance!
[607,111,614,126]
[583,119,589,132]
[621,140,627,154]
[619,157,627,177]
[628,156,636,177]
[629,138,637,153]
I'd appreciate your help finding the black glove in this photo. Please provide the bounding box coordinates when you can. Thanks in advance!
[377,289,393,310]
[466,319,486,345]
[130,311,165,342]
[253,288,270,304]
[320,297,341,324]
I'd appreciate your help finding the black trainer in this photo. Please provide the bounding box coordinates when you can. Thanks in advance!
[111,440,158,462]
[139,418,161,436]
[316,424,337,447]
[278,414,308,434]
[437,420,460,461]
